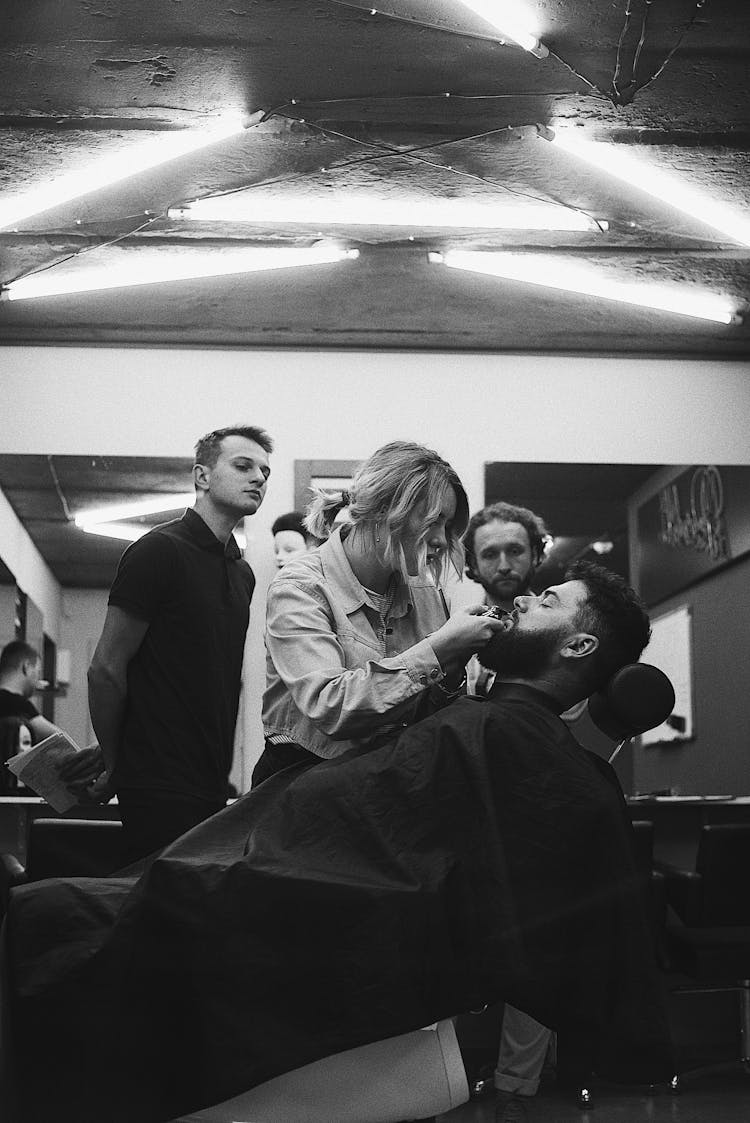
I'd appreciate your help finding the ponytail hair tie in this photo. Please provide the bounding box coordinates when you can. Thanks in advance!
[340,489,351,509]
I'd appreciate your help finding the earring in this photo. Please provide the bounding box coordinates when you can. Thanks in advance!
[375,522,381,544]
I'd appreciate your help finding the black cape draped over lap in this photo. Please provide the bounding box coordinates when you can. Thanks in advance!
[5,685,674,1123]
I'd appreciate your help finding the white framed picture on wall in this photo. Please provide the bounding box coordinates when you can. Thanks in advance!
[641,604,694,746]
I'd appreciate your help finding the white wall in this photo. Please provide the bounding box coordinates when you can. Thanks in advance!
[55,587,109,749]
[3,350,750,520]
[0,584,16,650]
[2,347,749,785]
[0,485,61,642]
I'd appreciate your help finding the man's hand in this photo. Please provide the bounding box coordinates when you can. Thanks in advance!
[58,744,105,792]
[80,770,116,805]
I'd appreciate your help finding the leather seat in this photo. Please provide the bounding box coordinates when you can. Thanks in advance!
[0,817,123,921]
[660,823,750,1070]
[631,818,668,964]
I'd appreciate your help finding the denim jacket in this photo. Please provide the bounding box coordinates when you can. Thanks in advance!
[262,527,452,758]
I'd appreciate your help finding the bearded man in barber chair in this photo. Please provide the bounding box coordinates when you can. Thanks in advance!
[5,562,673,1123]
[462,501,589,1114]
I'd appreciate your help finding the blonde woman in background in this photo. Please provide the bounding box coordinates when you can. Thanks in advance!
[255,440,506,785]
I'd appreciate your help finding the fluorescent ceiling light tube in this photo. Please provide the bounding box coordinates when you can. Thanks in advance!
[74,494,196,527]
[0,114,249,231]
[430,250,740,324]
[3,246,358,301]
[544,130,750,248]
[80,522,150,543]
[171,194,596,232]
[453,0,548,56]
[82,520,247,548]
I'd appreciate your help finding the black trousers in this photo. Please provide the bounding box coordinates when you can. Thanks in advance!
[251,740,317,788]
[117,789,227,865]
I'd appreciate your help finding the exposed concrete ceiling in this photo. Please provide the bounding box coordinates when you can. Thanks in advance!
[0,455,193,587]
[0,0,748,353]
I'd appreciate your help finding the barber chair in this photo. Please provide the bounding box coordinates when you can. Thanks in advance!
[587,662,676,767]
[590,663,675,973]
[630,819,668,961]
[466,664,677,1109]
[574,663,676,1108]
[0,817,124,1123]
[659,823,750,1086]
[0,816,123,922]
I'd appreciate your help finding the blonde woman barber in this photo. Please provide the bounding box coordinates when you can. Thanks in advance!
[255,440,506,785]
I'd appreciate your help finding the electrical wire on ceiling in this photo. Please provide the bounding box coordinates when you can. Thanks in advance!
[6,111,596,292]
[323,0,611,97]
[323,0,707,107]
[613,0,637,100]
[629,0,653,92]
[262,91,595,108]
[0,115,603,293]
[544,49,606,98]
[325,0,525,44]
[640,0,708,91]
[611,0,707,105]
[6,102,729,294]
[166,112,604,228]
[0,0,716,295]
[3,212,159,288]
[270,110,605,228]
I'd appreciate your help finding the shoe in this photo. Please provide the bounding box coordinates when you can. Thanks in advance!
[495,1091,529,1122]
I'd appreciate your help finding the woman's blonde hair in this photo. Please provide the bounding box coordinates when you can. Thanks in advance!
[305,440,468,581]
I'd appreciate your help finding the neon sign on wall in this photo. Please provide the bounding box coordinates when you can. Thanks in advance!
[658,465,728,561]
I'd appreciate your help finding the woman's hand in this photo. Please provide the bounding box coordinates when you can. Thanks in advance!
[430,604,508,664]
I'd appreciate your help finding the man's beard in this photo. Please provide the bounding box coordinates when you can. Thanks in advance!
[479,623,560,678]
[484,567,533,605]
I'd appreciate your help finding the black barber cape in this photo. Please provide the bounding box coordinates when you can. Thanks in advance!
[6,685,673,1122]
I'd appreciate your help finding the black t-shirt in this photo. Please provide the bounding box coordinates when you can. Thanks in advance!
[0,690,38,794]
[0,689,38,722]
[108,508,255,801]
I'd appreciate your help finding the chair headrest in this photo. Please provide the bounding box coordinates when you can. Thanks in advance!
[587,663,676,741]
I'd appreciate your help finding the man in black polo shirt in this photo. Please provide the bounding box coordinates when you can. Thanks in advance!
[88,424,273,863]
[0,641,104,795]
[0,640,59,741]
